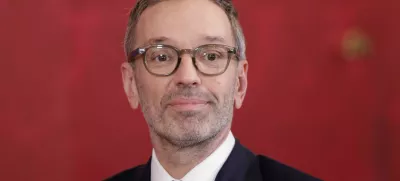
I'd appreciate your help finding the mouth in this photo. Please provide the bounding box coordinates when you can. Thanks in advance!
[167,98,211,112]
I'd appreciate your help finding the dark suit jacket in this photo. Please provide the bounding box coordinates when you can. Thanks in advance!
[105,139,322,181]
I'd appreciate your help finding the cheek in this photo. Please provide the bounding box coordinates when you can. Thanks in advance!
[204,76,235,100]
[137,73,170,108]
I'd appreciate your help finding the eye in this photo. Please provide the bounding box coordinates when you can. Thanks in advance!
[207,53,217,61]
[147,47,176,63]
[202,52,221,61]
[154,54,169,62]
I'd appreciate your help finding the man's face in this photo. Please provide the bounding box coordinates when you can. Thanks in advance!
[122,0,248,147]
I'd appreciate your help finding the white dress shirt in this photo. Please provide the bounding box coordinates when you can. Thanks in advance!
[151,131,235,181]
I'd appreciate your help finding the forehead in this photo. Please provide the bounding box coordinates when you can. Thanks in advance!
[135,0,234,47]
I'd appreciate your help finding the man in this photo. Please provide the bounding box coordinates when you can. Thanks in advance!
[107,0,321,180]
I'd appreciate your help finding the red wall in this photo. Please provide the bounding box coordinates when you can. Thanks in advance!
[1,0,399,180]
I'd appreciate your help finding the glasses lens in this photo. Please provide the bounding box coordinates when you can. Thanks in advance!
[145,46,178,75]
[195,45,230,75]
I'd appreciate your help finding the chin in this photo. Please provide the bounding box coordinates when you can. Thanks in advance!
[160,125,218,148]
[151,113,229,147]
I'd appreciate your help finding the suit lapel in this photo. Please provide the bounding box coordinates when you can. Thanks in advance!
[215,139,263,181]
[141,139,263,181]
[138,157,151,181]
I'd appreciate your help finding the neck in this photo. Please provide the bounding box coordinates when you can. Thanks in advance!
[150,127,231,179]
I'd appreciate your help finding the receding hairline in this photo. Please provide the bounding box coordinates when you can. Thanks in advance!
[124,0,246,60]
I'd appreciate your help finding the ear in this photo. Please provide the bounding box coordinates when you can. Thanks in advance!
[234,60,248,109]
[121,62,139,109]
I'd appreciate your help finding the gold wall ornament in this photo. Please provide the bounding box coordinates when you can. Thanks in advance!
[341,27,374,61]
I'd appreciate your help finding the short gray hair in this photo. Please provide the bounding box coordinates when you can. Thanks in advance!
[123,0,246,60]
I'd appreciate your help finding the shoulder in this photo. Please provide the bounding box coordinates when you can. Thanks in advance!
[103,164,148,181]
[257,155,322,181]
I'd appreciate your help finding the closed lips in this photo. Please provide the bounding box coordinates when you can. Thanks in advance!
[168,98,209,106]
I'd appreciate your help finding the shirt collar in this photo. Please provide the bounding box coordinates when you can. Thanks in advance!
[151,131,235,181]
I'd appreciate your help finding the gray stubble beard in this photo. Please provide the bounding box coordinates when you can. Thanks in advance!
[137,79,237,149]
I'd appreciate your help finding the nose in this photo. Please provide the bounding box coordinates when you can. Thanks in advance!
[172,54,201,87]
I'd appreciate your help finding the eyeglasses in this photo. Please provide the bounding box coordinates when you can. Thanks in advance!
[128,44,238,76]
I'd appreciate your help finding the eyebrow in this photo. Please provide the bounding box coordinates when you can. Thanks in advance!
[203,35,226,43]
[146,36,170,45]
[142,35,227,47]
